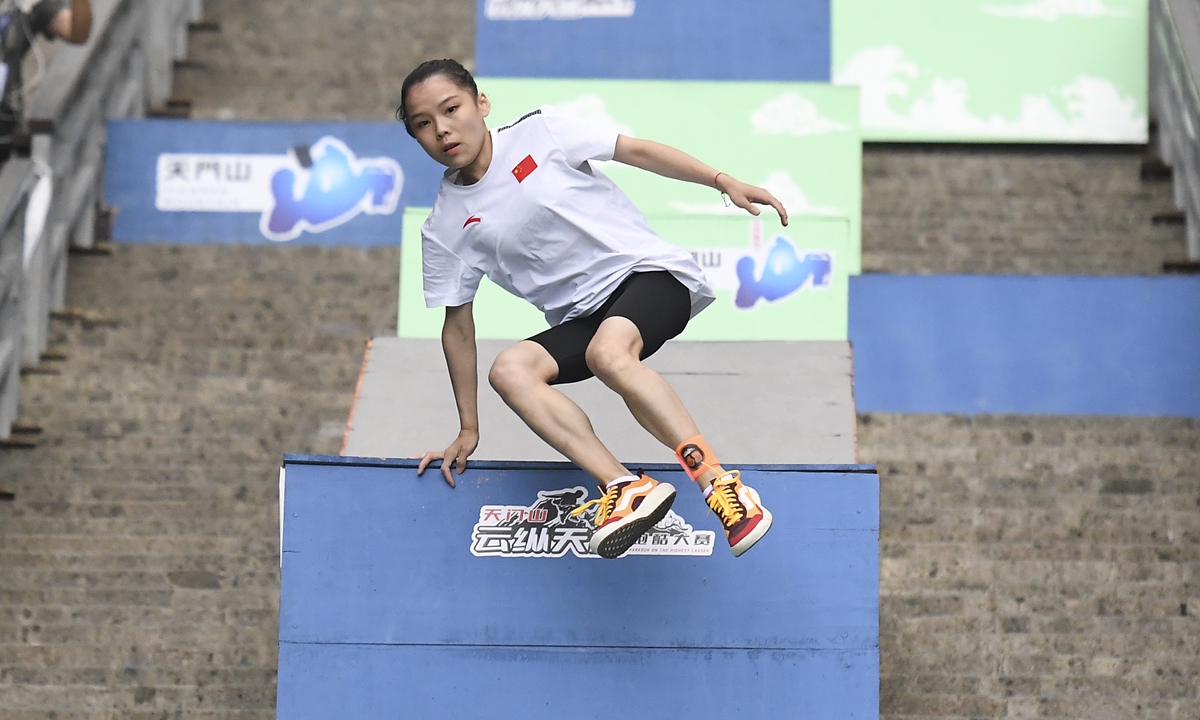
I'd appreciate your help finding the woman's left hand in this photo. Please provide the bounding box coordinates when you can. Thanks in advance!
[716,174,789,227]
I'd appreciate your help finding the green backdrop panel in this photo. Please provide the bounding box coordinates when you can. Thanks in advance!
[400,208,850,341]
[478,78,862,273]
[832,0,1147,143]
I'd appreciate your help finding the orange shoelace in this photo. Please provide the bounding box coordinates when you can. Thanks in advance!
[707,471,747,526]
[570,483,623,527]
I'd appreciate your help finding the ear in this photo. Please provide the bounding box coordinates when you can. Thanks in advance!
[478,93,491,119]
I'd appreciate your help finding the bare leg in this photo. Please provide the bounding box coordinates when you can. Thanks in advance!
[585,317,725,491]
[488,341,629,486]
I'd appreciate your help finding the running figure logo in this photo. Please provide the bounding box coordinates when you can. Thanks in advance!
[471,486,715,558]
[735,237,832,308]
[264,137,403,242]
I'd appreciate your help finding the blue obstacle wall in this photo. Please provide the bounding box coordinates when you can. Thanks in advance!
[849,275,1200,417]
[476,0,831,81]
[278,456,879,719]
[104,120,443,245]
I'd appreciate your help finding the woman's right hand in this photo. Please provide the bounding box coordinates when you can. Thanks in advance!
[417,428,480,488]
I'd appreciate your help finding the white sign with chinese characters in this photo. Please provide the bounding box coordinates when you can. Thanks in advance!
[470,485,715,559]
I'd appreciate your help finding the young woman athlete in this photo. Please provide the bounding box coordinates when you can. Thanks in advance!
[405,59,788,559]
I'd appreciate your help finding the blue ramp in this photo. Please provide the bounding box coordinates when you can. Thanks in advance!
[476,0,831,82]
[849,275,1200,417]
[278,456,879,719]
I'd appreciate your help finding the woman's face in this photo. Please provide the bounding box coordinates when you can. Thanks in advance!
[406,75,491,171]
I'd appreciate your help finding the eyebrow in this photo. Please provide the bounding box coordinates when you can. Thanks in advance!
[410,94,461,121]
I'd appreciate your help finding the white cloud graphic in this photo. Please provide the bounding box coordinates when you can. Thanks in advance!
[549,95,635,137]
[669,170,844,218]
[980,0,1129,21]
[750,92,850,136]
[835,45,1146,142]
[485,0,635,20]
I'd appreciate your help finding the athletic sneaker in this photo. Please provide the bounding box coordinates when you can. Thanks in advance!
[571,475,677,559]
[706,470,772,557]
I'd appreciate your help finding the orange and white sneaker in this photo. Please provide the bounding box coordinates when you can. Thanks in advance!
[706,470,772,557]
[571,475,677,559]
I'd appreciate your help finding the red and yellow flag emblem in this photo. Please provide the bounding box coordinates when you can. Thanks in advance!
[512,155,538,183]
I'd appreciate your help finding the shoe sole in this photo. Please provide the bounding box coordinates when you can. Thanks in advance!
[731,506,772,557]
[730,486,773,557]
[591,484,677,559]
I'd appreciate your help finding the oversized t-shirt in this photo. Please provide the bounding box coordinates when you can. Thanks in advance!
[420,107,715,327]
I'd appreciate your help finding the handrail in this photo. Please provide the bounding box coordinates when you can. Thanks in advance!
[0,160,35,440]
[1150,0,1200,261]
[0,0,200,439]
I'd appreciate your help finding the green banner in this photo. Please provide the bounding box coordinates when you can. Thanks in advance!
[400,208,851,341]
[477,78,862,273]
[832,0,1148,142]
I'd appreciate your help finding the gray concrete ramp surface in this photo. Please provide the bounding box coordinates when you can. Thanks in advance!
[341,337,858,464]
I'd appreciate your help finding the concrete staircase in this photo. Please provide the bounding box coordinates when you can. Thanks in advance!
[1,245,398,718]
[1,0,1197,717]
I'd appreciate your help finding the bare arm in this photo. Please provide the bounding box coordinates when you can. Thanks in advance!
[50,0,92,44]
[416,303,480,487]
[612,135,788,226]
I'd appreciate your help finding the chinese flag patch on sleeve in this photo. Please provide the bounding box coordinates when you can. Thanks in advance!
[512,155,538,183]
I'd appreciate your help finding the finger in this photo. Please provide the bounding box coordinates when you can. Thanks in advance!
[732,194,761,217]
[456,449,468,475]
[768,197,789,226]
[440,456,456,488]
[417,453,435,475]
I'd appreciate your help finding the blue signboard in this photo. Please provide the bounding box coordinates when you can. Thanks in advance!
[849,275,1200,417]
[104,120,444,245]
[476,0,831,81]
[277,456,880,719]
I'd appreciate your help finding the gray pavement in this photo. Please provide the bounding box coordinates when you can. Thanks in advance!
[343,338,858,464]
[0,0,1196,718]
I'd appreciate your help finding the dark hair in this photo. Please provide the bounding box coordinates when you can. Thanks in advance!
[396,59,479,137]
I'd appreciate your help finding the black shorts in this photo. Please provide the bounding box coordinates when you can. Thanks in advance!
[527,271,692,385]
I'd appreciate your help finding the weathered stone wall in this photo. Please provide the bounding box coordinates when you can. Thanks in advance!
[863,146,1185,275]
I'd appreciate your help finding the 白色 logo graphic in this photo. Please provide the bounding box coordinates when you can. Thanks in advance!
[471,486,715,558]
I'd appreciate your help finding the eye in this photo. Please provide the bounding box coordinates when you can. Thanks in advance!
[417,119,429,128]
[446,105,457,114]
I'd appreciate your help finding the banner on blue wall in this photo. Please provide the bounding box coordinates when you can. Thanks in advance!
[105,120,444,245]
[476,0,831,82]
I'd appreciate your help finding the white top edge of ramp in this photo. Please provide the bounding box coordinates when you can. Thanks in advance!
[342,338,857,465]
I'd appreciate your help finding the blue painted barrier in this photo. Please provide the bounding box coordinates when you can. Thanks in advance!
[849,275,1200,417]
[277,456,880,719]
[476,0,831,81]
[104,120,443,245]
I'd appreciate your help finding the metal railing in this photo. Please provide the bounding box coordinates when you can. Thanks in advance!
[1150,0,1200,261]
[0,0,200,438]
[0,161,34,440]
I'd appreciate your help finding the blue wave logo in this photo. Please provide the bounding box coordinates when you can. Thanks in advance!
[735,237,832,309]
[261,137,403,242]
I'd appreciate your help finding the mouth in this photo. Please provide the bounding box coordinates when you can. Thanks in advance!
[442,142,460,156]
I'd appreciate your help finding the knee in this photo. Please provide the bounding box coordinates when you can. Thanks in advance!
[489,346,548,397]
[585,339,639,384]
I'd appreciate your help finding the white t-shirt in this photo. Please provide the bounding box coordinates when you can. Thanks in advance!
[420,107,715,327]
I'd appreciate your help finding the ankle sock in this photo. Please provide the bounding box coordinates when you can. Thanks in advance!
[674,434,719,483]
[605,475,639,489]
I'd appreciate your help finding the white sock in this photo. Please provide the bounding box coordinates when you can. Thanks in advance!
[606,475,639,489]
[703,484,715,499]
